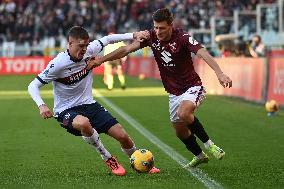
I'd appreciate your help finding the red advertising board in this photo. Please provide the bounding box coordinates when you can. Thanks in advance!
[126,57,160,79]
[126,57,267,103]
[0,57,104,75]
[0,57,52,75]
[0,56,273,104]
[194,58,267,102]
[267,58,284,104]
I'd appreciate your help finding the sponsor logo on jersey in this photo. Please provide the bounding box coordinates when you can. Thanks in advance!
[56,67,90,85]
[160,50,175,67]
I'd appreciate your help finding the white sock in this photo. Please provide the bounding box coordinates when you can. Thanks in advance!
[204,139,214,149]
[121,144,137,157]
[82,129,112,161]
[196,152,205,159]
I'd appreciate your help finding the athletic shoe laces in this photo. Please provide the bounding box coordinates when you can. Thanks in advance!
[106,157,119,170]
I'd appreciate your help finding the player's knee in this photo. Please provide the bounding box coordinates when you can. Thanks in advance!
[177,110,194,123]
[177,110,188,121]
[73,116,93,136]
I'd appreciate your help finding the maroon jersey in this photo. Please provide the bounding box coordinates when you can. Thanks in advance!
[140,28,203,95]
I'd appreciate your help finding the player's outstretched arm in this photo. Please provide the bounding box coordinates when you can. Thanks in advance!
[87,41,141,70]
[28,79,53,119]
[98,31,149,47]
[197,48,232,88]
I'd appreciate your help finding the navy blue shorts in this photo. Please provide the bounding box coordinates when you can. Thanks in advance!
[55,102,118,136]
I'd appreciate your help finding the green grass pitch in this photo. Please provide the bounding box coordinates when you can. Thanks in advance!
[0,75,283,189]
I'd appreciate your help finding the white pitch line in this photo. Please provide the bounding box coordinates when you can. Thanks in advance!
[94,90,223,189]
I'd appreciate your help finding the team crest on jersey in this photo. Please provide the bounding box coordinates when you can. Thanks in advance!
[169,42,177,52]
[152,41,161,51]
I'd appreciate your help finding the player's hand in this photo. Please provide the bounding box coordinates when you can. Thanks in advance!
[217,72,232,88]
[39,104,53,119]
[87,57,102,70]
[133,30,150,42]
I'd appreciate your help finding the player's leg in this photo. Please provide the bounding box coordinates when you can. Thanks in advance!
[177,86,225,160]
[170,89,208,167]
[57,108,125,176]
[106,122,160,173]
[107,123,136,156]
[116,64,126,89]
[103,63,109,85]
[104,62,114,90]
[73,115,113,160]
[189,116,225,159]
[172,121,208,167]
[107,123,160,174]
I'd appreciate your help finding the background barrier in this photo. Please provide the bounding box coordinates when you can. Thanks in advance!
[267,58,284,105]
[0,56,283,105]
[0,57,104,75]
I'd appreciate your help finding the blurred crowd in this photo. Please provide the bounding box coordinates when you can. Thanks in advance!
[0,0,277,45]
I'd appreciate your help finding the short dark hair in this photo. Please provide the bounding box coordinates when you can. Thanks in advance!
[67,26,89,40]
[254,34,262,42]
[152,8,173,24]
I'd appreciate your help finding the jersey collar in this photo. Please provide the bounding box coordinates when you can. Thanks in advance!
[67,49,82,63]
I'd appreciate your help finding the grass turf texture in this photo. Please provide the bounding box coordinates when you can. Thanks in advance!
[0,75,283,189]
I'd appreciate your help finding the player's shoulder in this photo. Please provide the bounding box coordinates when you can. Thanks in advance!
[48,51,70,69]
[174,28,190,39]
[175,28,199,45]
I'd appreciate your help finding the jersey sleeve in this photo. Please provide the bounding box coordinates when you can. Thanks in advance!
[181,34,204,54]
[140,39,150,48]
[87,33,134,56]
[87,40,104,56]
[37,58,61,84]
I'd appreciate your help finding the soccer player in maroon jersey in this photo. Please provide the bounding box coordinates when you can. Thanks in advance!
[87,8,232,167]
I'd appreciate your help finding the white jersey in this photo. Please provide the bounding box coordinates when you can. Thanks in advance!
[37,40,103,114]
[28,32,134,114]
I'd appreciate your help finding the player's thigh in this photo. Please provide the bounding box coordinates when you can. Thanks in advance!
[72,115,92,131]
[104,62,112,74]
[116,65,123,74]
[181,86,206,108]
[177,100,195,117]
[169,86,205,122]
[55,110,83,136]
[85,102,119,134]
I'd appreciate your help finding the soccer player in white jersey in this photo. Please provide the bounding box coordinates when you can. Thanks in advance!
[28,26,160,176]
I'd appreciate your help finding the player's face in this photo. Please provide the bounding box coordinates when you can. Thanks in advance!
[153,21,173,41]
[68,37,89,60]
[252,36,260,45]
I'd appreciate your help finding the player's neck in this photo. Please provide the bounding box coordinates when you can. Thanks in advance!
[67,49,82,62]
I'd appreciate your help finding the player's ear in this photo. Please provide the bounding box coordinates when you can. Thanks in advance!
[68,40,73,47]
[68,36,75,47]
